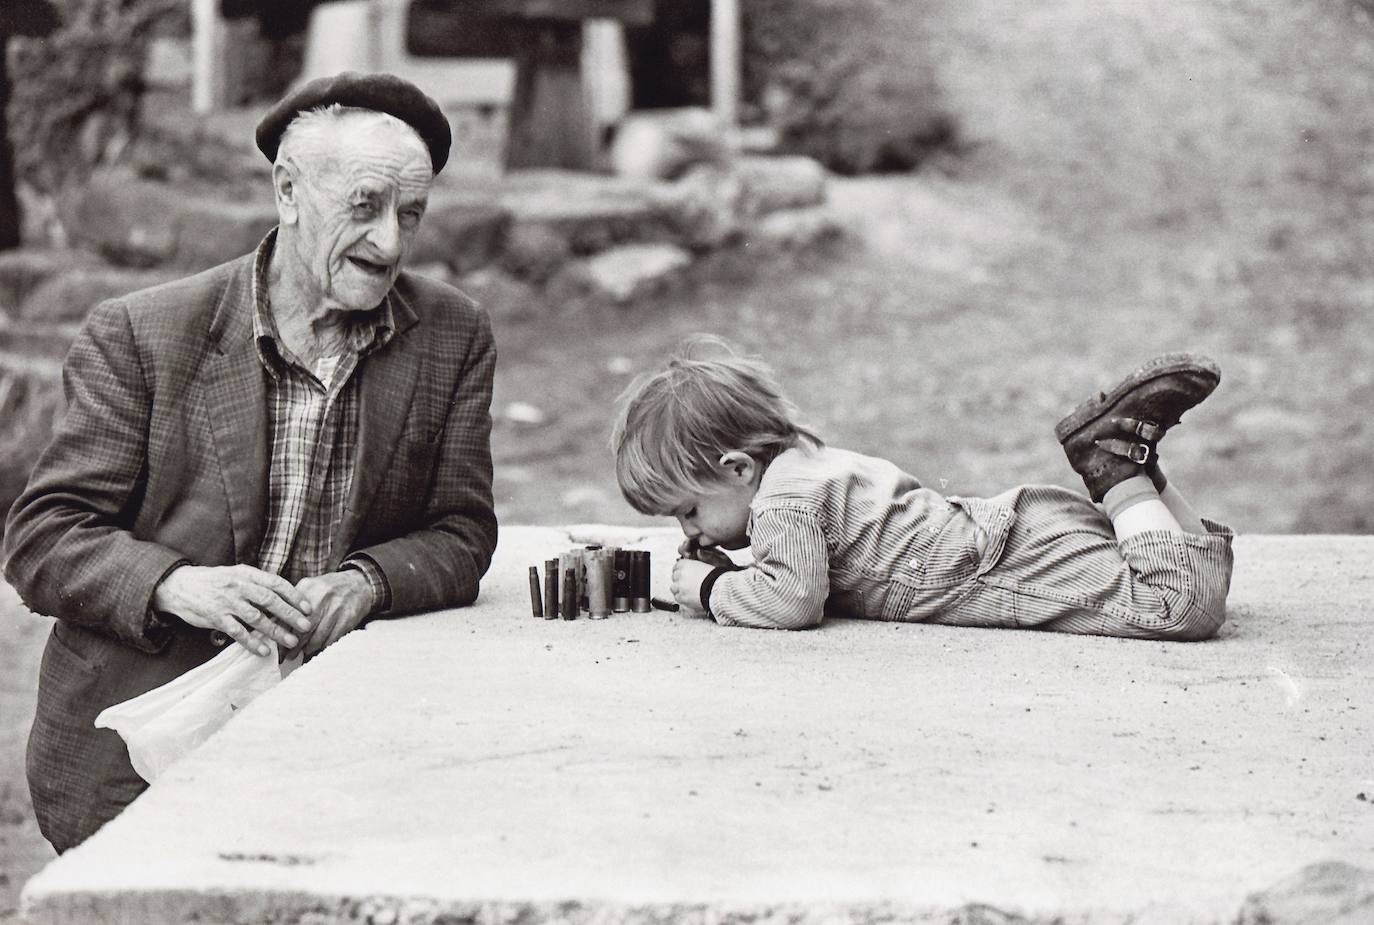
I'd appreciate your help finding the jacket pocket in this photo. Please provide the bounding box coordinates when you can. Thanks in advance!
[49,620,109,674]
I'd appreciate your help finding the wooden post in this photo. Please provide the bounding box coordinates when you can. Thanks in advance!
[0,0,59,250]
[710,0,740,130]
[190,0,226,115]
[505,21,597,170]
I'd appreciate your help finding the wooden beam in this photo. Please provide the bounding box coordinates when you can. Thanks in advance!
[190,0,226,114]
[711,0,740,128]
[477,0,653,25]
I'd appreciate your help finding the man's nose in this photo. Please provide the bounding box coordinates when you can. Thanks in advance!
[677,517,699,537]
[368,210,403,260]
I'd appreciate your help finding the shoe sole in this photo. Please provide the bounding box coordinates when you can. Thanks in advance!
[1054,353,1221,445]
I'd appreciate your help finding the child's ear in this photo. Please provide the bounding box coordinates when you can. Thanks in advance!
[718,450,756,484]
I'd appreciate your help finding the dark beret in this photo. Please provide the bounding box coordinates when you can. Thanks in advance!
[255,71,451,174]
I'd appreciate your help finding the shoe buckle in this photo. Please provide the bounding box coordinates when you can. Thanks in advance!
[1128,442,1152,464]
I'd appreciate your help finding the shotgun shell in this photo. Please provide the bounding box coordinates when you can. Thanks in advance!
[631,550,651,613]
[544,558,559,619]
[562,567,578,620]
[528,565,543,619]
[612,548,631,612]
[587,554,610,619]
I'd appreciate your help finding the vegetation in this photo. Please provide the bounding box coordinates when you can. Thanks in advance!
[742,0,960,173]
[8,0,185,200]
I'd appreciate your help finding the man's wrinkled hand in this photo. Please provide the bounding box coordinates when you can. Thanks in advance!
[151,564,314,657]
[293,570,374,657]
[671,557,715,614]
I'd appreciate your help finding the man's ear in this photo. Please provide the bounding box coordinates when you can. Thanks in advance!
[273,163,299,225]
[717,450,756,484]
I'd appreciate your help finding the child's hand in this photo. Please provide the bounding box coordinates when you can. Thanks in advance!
[671,557,716,613]
[678,537,736,569]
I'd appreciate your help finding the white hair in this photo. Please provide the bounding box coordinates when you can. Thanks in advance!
[276,104,430,172]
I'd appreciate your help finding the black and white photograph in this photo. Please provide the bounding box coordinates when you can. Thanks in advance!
[1,1,1371,923]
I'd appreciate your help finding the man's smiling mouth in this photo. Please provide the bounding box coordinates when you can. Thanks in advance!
[347,256,391,276]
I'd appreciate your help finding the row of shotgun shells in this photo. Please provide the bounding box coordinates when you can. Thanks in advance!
[528,546,658,620]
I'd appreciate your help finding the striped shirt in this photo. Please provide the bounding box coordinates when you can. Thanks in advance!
[708,445,999,630]
[251,231,392,610]
[706,446,1234,641]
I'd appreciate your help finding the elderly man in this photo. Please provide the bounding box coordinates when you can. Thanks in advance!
[2,73,498,853]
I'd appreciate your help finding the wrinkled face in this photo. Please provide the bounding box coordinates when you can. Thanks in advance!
[669,478,756,550]
[281,115,432,312]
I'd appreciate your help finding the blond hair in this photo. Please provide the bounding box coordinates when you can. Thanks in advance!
[611,336,821,514]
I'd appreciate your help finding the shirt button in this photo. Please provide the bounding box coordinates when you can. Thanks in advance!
[211,631,231,647]
[909,558,921,569]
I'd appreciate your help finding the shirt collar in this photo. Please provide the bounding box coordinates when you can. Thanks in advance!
[250,228,398,378]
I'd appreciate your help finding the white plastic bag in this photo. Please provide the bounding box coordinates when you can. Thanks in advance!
[95,642,297,782]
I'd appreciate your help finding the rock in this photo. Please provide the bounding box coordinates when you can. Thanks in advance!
[168,198,279,271]
[736,154,828,216]
[502,402,547,426]
[648,164,746,251]
[497,224,572,283]
[62,169,276,271]
[554,243,692,305]
[20,268,181,324]
[456,267,539,317]
[409,199,511,274]
[745,207,843,252]
[1236,861,1374,924]
[608,107,732,181]
[0,248,102,318]
[501,170,671,257]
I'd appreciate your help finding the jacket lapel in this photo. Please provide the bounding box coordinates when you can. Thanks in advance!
[202,259,269,564]
[335,291,421,558]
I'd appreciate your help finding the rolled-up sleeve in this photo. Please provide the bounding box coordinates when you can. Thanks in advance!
[2,300,185,651]
[708,505,830,630]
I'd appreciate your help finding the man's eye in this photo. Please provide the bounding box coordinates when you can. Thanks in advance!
[399,209,423,228]
[685,507,697,519]
[352,202,377,219]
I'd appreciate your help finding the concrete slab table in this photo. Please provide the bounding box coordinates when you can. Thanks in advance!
[21,528,1374,924]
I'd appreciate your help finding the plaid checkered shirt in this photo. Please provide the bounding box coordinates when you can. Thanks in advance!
[250,232,392,612]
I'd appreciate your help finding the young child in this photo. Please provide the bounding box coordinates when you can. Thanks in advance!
[611,339,1233,640]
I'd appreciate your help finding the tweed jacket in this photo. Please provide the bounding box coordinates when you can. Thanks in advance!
[3,248,498,722]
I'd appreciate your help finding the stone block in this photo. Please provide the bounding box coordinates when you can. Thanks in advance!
[0,248,101,319]
[745,207,843,252]
[608,107,731,181]
[500,170,672,256]
[554,242,692,304]
[456,267,540,318]
[20,268,181,324]
[498,224,573,283]
[62,169,276,271]
[409,199,512,274]
[647,164,746,251]
[1236,861,1374,925]
[171,199,278,271]
[736,154,829,216]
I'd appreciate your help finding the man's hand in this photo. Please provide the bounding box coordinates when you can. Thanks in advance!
[293,570,374,657]
[671,557,716,614]
[151,564,314,657]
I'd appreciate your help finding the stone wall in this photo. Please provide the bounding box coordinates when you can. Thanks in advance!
[0,152,839,529]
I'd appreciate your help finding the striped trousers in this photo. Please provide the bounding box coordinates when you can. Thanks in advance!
[925,485,1234,641]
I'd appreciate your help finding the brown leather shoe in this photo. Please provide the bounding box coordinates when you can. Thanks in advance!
[1055,354,1220,502]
